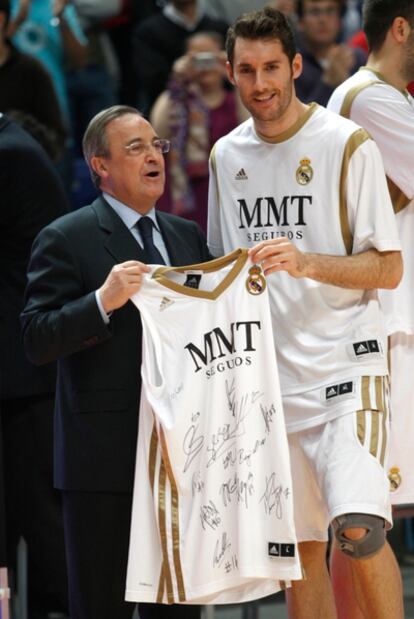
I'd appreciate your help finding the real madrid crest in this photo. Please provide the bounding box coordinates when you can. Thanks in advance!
[388,466,402,492]
[296,157,313,185]
[246,265,266,295]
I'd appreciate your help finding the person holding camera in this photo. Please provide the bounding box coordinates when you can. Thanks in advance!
[150,31,249,231]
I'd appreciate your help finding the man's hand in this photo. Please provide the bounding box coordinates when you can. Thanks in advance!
[323,45,355,88]
[248,239,308,278]
[98,261,150,313]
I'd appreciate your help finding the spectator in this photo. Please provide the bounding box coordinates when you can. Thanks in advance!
[0,0,66,157]
[9,0,87,126]
[66,0,121,153]
[151,31,249,230]
[294,0,366,105]
[132,0,227,115]
[202,0,274,25]
[0,113,69,619]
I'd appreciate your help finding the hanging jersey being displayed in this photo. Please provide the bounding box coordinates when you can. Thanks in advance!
[125,248,302,605]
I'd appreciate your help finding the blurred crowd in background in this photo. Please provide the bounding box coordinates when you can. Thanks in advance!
[4,0,410,234]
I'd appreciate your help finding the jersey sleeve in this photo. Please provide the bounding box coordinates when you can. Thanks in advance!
[207,147,225,258]
[352,85,414,201]
[346,138,402,254]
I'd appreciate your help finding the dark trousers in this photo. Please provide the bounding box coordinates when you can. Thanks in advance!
[62,490,201,619]
[2,395,68,613]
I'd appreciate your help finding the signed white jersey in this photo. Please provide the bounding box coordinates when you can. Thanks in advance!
[126,249,301,605]
[208,104,401,432]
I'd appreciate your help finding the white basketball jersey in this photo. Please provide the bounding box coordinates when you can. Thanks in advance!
[208,104,401,432]
[126,249,302,605]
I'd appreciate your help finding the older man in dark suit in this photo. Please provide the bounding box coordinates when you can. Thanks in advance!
[21,106,209,619]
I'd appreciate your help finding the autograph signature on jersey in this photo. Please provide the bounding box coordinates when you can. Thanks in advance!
[200,500,221,531]
[206,382,263,468]
[213,532,232,568]
[219,471,255,509]
[259,473,290,520]
[182,411,204,473]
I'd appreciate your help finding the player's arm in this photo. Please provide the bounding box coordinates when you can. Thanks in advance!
[248,242,402,289]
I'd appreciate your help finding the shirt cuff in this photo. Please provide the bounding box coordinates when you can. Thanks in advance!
[95,290,111,324]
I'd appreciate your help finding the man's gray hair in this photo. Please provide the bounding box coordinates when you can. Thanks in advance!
[82,105,142,188]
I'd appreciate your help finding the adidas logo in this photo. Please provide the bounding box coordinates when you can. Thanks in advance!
[326,381,354,400]
[356,343,368,354]
[353,339,380,356]
[159,297,174,311]
[235,168,248,180]
[268,543,280,556]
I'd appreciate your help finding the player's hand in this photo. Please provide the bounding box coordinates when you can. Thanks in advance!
[248,239,308,278]
[98,261,150,313]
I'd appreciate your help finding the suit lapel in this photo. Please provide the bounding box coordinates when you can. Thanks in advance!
[92,197,146,264]
[157,213,196,267]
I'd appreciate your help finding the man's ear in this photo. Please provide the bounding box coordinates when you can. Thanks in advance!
[292,53,303,80]
[226,60,236,85]
[90,156,108,181]
[391,16,411,43]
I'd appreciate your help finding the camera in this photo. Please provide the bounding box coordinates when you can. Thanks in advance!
[192,52,217,70]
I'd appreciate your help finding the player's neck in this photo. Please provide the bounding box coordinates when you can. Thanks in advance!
[253,98,309,141]
[367,52,408,93]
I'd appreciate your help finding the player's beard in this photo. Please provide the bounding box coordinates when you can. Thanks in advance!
[402,30,414,84]
[244,76,294,125]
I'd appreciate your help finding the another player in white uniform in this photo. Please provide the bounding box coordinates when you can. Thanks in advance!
[207,7,404,619]
[126,249,302,605]
[328,0,414,510]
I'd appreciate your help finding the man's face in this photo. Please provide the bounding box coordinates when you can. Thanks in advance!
[299,0,342,47]
[227,38,301,126]
[402,24,414,84]
[92,114,165,213]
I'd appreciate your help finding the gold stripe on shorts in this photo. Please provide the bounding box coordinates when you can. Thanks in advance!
[357,376,388,465]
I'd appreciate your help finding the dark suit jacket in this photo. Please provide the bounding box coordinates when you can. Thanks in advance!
[0,115,69,400]
[21,197,211,493]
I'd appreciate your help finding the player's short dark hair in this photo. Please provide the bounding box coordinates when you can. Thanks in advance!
[0,0,10,29]
[363,0,414,52]
[226,6,297,66]
[296,0,345,19]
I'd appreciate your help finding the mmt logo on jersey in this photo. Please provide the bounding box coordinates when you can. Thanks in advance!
[184,321,261,379]
[237,195,312,242]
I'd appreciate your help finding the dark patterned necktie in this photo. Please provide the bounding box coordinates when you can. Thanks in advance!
[136,216,165,265]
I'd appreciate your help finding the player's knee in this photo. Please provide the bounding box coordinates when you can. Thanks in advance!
[332,513,386,559]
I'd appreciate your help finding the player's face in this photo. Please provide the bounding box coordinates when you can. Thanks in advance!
[227,38,302,128]
[92,114,166,214]
[402,24,414,84]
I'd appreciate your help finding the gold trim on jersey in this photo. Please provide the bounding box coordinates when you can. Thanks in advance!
[158,459,175,603]
[339,74,411,214]
[339,80,381,119]
[339,129,371,255]
[356,376,388,466]
[386,177,410,214]
[159,427,187,602]
[256,102,318,144]
[153,248,249,300]
[209,144,221,209]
